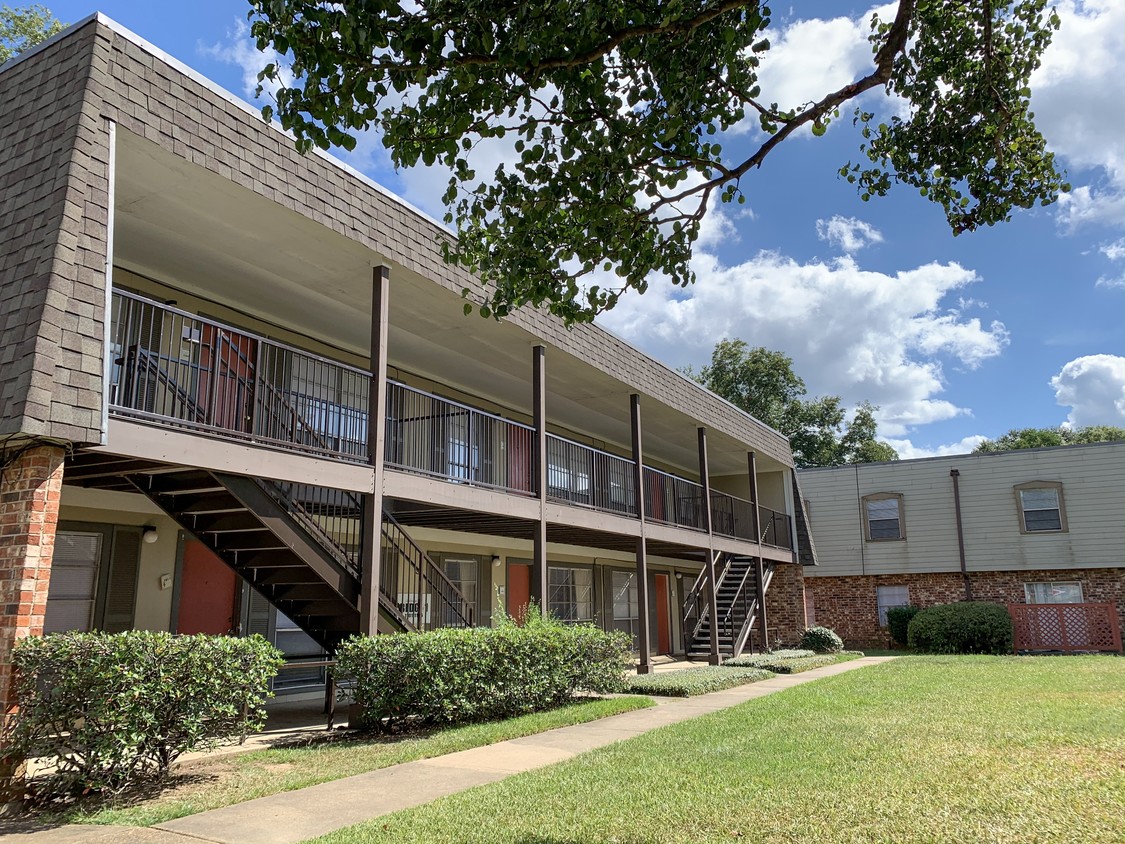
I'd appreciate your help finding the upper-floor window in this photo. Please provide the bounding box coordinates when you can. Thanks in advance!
[863,493,905,541]
[1014,481,1067,533]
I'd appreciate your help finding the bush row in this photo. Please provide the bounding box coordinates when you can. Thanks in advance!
[886,605,921,647]
[6,631,284,800]
[907,602,1013,654]
[334,612,630,730]
[624,666,773,697]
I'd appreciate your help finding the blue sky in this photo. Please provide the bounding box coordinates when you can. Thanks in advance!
[47,1,1125,456]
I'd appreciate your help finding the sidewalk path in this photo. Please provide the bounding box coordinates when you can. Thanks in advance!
[3,657,895,844]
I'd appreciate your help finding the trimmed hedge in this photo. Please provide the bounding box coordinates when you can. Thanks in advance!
[6,631,284,799]
[886,606,921,647]
[799,626,844,653]
[724,651,864,674]
[907,602,1013,654]
[625,666,773,697]
[334,613,630,731]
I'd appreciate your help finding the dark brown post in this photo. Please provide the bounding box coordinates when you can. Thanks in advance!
[754,556,769,653]
[359,265,390,635]
[747,451,761,543]
[631,395,652,674]
[531,345,548,607]
[950,468,972,601]
[698,427,720,664]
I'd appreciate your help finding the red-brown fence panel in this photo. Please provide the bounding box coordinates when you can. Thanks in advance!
[1008,603,1123,654]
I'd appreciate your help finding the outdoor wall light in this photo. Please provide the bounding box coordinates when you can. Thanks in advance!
[142,526,159,544]
[491,555,502,568]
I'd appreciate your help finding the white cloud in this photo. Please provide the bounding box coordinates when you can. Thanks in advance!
[1095,238,1125,289]
[200,20,291,104]
[883,435,989,460]
[1032,0,1125,230]
[598,251,1008,437]
[816,215,883,253]
[1050,354,1125,427]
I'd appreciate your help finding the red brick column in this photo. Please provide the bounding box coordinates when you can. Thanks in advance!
[1,444,66,796]
[763,562,808,647]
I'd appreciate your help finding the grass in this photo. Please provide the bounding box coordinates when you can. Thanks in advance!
[625,665,774,696]
[58,695,653,828]
[312,655,1125,844]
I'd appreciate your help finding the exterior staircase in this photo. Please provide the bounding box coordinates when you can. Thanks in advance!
[123,468,472,650]
[683,553,773,660]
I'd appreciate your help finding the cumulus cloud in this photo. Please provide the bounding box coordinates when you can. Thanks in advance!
[200,20,291,104]
[883,435,989,460]
[598,251,1009,437]
[1050,354,1125,427]
[1032,0,1125,230]
[816,216,883,253]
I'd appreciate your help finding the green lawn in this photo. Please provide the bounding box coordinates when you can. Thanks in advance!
[65,695,653,828]
[311,656,1125,844]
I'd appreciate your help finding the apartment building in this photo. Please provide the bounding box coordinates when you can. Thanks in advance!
[0,15,814,703]
[799,443,1125,648]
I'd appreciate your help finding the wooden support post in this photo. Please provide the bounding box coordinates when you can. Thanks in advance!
[754,556,769,654]
[698,427,720,665]
[747,451,761,543]
[359,265,390,636]
[531,345,548,608]
[631,395,652,674]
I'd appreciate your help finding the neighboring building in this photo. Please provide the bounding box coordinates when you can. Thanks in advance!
[799,443,1125,647]
[0,14,813,711]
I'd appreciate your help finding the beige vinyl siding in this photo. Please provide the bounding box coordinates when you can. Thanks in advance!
[800,442,1125,578]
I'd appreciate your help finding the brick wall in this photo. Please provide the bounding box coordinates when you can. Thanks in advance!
[764,562,808,647]
[806,568,1125,648]
[0,444,66,792]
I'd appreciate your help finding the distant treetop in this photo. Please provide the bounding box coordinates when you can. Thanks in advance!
[973,426,1125,453]
[0,4,65,65]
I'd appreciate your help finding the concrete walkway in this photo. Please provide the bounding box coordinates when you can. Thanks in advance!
[2,657,894,844]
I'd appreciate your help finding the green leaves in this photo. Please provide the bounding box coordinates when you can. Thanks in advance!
[7,631,284,800]
[247,0,1068,323]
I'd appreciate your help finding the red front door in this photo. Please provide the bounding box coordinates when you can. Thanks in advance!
[199,325,257,433]
[507,562,531,625]
[177,539,238,635]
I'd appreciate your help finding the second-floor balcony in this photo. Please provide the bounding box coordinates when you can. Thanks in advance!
[108,290,792,550]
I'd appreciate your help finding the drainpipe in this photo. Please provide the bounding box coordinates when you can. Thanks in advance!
[950,469,972,601]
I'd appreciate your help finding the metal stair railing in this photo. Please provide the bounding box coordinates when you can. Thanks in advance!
[681,552,732,655]
[731,562,774,658]
[381,510,474,631]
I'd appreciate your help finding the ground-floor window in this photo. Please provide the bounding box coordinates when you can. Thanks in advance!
[1024,581,1083,604]
[609,569,640,639]
[436,553,482,623]
[548,565,594,623]
[44,523,140,634]
[876,584,910,626]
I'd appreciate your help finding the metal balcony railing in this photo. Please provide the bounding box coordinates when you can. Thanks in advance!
[108,291,792,550]
[110,290,371,462]
[385,381,535,496]
[545,434,637,516]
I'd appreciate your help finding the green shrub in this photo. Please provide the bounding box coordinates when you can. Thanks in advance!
[886,605,921,647]
[799,626,844,653]
[7,631,284,799]
[625,666,773,697]
[724,651,863,673]
[907,602,1013,654]
[334,611,630,731]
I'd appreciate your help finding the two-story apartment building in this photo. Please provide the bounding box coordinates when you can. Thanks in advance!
[0,15,814,707]
[799,442,1125,647]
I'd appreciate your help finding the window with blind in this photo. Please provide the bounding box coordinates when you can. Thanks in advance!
[862,493,905,541]
[44,524,140,634]
[1015,481,1067,533]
